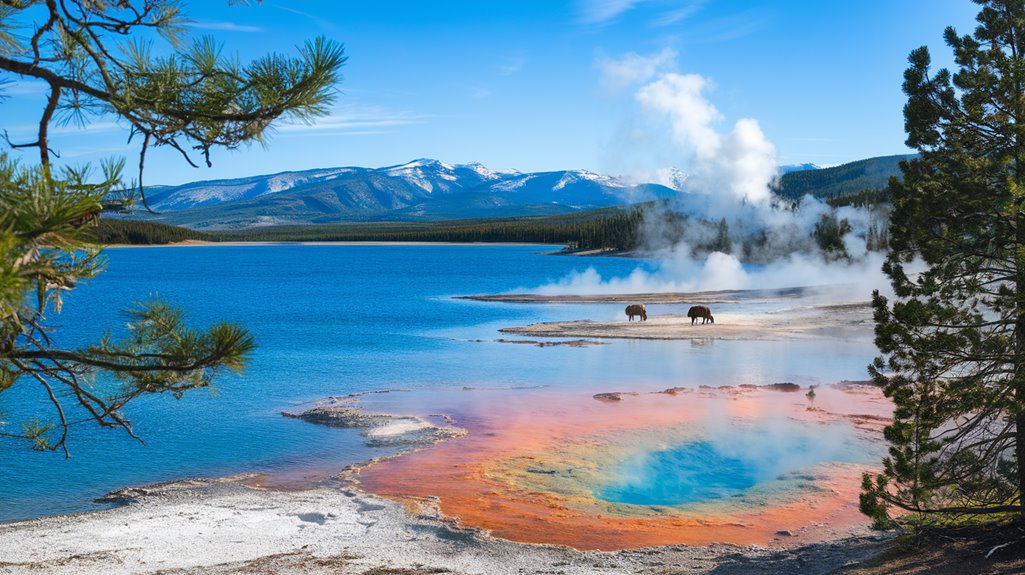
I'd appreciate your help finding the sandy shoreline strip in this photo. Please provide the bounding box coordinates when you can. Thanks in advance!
[103,240,558,249]
[0,477,889,575]
[500,302,873,342]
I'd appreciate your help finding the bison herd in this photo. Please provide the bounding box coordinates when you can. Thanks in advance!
[623,304,715,325]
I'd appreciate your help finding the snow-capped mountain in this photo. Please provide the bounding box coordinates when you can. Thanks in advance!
[779,163,821,174]
[145,159,679,229]
[144,167,363,210]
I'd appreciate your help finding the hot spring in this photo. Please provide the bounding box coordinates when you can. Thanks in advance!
[594,420,876,508]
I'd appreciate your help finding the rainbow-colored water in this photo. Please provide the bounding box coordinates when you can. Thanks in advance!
[354,383,890,549]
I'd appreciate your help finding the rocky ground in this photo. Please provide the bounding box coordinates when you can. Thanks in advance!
[835,523,1025,575]
[0,478,898,575]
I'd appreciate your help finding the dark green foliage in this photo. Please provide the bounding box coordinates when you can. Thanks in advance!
[715,218,731,253]
[91,219,213,245]
[215,208,644,251]
[826,188,892,209]
[862,0,1025,525]
[813,213,853,257]
[0,1,343,455]
[774,155,913,202]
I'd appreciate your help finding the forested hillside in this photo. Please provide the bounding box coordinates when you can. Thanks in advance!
[774,154,912,201]
[91,219,214,245]
[93,209,641,251]
[218,208,642,251]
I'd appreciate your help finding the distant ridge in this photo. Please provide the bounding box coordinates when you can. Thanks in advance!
[774,154,914,200]
[779,163,821,174]
[137,155,909,230]
[145,159,678,230]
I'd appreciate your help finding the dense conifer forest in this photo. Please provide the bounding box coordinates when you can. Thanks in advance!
[91,219,214,244]
[94,209,642,250]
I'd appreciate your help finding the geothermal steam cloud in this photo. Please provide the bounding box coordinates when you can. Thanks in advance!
[530,50,890,296]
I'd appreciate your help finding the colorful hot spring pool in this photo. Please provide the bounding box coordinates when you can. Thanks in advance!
[594,424,875,507]
[353,384,893,549]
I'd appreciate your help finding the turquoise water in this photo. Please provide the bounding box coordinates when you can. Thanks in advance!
[0,245,877,522]
[599,441,758,506]
[597,422,877,507]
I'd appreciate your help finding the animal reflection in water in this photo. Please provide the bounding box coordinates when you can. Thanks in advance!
[625,304,647,321]
[687,305,714,325]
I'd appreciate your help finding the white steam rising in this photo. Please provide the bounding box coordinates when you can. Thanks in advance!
[534,251,887,297]
[538,50,892,297]
[635,73,777,206]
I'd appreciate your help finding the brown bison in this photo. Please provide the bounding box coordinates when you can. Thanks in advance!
[625,304,647,321]
[687,305,714,325]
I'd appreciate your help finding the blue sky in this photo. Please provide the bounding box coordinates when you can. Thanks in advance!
[2,0,979,185]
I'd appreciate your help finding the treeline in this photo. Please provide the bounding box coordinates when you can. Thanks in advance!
[90,210,642,251]
[91,218,213,244]
[214,210,643,251]
[93,200,891,258]
[825,188,890,208]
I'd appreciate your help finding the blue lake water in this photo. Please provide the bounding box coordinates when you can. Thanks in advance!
[0,244,878,522]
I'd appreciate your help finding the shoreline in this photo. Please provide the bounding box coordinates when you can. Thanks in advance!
[499,303,873,342]
[102,239,566,249]
[0,382,897,575]
[0,474,892,575]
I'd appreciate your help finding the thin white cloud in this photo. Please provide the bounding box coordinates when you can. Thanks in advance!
[497,55,526,76]
[651,2,704,26]
[59,145,135,158]
[498,54,528,76]
[281,130,390,138]
[1,80,49,96]
[578,0,705,27]
[277,107,429,133]
[597,47,677,91]
[577,0,640,25]
[470,87,493,99]
[186,21,263,33]
[689,10,768,44]
[4,121,123,137]
[272,5,338,32]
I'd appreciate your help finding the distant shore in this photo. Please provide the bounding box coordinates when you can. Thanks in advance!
[103,239,560,249]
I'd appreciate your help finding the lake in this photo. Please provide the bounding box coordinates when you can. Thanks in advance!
[0,244,877,522]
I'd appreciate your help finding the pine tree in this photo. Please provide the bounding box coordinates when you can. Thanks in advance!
[862,0,1025,522]
[716,217,730,253]
[0,1,345,456]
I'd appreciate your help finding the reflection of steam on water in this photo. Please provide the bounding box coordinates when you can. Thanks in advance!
[543,51,892,296]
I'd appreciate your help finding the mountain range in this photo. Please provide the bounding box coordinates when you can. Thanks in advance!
[138,156,906,230]
[143,159,678,230]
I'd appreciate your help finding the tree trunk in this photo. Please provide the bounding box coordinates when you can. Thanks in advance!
[1017,196,1025,521]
